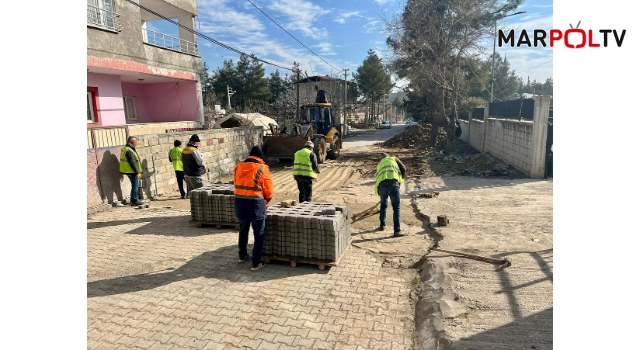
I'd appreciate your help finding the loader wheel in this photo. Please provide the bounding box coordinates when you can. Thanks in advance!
[326,135,341,160]
[313,138,327,164]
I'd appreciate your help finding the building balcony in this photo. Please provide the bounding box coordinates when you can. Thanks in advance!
[142,28,198,56]
[87,3,121,32]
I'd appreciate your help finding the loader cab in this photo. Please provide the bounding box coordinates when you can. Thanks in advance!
[299,104,333,135]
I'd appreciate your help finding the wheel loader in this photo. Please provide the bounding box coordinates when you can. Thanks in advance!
[262,89,342,164]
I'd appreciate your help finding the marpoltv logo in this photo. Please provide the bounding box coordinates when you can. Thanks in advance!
[499,21,626,48]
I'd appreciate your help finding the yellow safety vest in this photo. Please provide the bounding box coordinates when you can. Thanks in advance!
[374,157,403,194]
[119,145,142,174]
[292,148,317,179]
[169,147,183,171]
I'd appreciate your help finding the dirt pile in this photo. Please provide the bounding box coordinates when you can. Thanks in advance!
[378,124,447,149]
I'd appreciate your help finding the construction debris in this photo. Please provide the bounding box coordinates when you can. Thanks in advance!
[378,124,447,149]
[280,200,297,208]
[437,215,450,226]
[430,243,512,270]
[419,192,439,198]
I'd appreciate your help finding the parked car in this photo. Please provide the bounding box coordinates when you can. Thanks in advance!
[405,120,418,128]
[381,121,391,129]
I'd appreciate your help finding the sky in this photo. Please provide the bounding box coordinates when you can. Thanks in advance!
[147,0,553,91]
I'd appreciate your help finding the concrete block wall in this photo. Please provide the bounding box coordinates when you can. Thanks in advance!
[484,119,533,175]
[459,119,470,143]
[468,119,485,151]
[458,96,551,179]
[133,126,263,198]
[87,126,263,212]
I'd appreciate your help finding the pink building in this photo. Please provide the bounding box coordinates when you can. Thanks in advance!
[87,0,204,127]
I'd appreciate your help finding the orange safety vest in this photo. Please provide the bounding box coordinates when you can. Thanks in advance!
[233,156,274,202]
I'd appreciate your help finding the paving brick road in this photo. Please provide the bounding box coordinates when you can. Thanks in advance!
[87,207,415,349]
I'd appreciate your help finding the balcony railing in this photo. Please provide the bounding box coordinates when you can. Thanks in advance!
[87,4,121,32]
[142,29,198,56]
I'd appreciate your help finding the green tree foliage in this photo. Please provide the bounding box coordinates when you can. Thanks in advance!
[209,54,272,112]
[519,77,553,96]
[385,0,523,150]
[491,54,520,101]
[353,49,394,124]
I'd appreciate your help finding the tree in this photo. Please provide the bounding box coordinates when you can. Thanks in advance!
[210,54,272,112]
[385,0,523,150]
[491,54,520,101]
[353,49,394,125]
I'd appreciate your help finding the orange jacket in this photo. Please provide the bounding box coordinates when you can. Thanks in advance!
[233,156,274,203]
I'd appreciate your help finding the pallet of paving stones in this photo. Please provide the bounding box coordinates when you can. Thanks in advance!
[263,201,352,270]
[192,221,240,229]
[262,239,352,271]
[189,183,238,226]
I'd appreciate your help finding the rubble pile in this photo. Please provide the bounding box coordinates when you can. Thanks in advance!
[264,202,352,262]
[380,124,447,149]
[189,183,237,223]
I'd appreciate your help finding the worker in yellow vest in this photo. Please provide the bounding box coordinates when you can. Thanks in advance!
[292,140,320,203]
[168,140,186,198]
[374,153,407,237]
[119,136,145,206]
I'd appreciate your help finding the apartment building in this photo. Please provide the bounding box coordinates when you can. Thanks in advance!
[87,0,204,127]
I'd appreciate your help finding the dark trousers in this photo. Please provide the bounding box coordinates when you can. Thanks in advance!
[238,219,266,266]
[379,185,401,232]
[126,174,139,203]
[296,177,313,203]
[175,171,186,197]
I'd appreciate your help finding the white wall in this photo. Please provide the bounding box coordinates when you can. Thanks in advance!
[458,96,551,178]
[459,119,470,143]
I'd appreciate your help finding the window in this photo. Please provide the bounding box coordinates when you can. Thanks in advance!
[87,0,119,32]
[87,92,95,123]
[123,96,137,120]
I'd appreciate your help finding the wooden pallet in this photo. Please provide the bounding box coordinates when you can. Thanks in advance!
[193,221,240,229]
[262,239,352,271]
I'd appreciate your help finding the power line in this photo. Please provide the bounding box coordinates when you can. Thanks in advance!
[123,0,294,72]
[246,0,341,74]
[518,60,552,74]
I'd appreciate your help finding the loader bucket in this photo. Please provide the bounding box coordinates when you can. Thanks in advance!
[262,134,308,161]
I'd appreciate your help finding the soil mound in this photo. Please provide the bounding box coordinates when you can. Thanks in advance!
[380,124,447,148]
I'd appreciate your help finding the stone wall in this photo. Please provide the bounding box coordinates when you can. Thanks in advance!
[87,126,263,213]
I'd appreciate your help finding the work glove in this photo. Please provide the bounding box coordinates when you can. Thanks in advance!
[137,173,142,179]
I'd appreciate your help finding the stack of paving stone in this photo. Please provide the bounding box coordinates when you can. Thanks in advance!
[264,202,352,262]
[189,183,237,224]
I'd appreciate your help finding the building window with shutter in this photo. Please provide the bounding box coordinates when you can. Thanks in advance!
[123,96,137,120]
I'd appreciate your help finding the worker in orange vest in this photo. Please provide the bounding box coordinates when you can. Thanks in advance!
[234,146,274,271]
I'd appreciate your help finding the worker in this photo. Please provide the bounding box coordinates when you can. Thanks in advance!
[374,153,407,237]
[182,134,206,193]
[168,140,186,199]
[119,136,145,206]
[292,140,320,203]
[234,146,274,272]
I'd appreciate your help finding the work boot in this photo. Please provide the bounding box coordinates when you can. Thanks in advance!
[393,230,406,237]
[378,225,386,231]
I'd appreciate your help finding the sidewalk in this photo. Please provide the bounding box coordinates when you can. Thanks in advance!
[87,207,415,349]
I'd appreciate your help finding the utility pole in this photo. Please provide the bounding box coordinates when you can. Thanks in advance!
[226,85,235,110]
[343,68,348,136]
[294,62,300,123]
[382,92,386,122]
